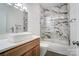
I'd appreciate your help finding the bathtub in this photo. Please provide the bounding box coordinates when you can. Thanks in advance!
[40,41,49,56]
[40,40,76,56]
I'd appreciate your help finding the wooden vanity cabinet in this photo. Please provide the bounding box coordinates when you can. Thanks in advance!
[0,38,40,56]
[24,45,40,56]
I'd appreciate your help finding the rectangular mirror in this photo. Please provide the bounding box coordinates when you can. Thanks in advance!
[0,3,28,34]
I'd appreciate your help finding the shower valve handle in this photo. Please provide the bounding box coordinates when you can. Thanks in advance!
[72,41,79,46]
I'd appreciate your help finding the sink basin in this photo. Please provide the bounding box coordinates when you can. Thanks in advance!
[8,32,35,43]
[0,32,35,43]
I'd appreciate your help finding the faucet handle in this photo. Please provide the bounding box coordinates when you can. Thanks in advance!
[72,41,79,46]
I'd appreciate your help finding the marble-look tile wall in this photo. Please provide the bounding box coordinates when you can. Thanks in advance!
[40,3,70,45]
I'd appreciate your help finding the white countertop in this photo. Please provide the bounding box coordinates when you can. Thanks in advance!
[0,36,40,53]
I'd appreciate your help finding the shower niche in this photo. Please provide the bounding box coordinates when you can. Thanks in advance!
[40,3,70,45]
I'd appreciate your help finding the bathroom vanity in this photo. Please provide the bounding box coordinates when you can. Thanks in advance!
[0,35,40,56]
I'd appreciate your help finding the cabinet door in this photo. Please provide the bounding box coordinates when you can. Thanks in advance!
[35,45,40,56]
[32,45,40,56]
[23,50,33,56]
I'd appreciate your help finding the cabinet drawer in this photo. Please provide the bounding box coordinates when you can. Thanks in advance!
[1,39,40,56]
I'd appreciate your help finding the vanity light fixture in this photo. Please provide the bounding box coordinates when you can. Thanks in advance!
[8,3,27,12]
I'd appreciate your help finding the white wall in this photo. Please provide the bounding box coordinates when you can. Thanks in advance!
[26,3,40,36]
[70,3,79,55]
[70,3,78,45]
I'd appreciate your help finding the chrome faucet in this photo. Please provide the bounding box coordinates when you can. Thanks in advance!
[10,27,14,33]
[15,25,22,33]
